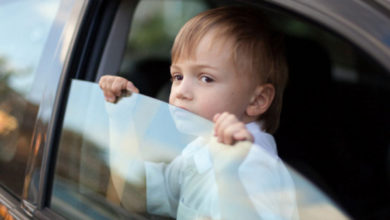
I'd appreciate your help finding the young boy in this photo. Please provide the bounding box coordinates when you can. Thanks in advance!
[100,6,296,220]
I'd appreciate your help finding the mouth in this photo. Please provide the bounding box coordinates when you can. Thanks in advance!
[174,105,190,112]
[170,104,195,116]
[170,103,198,117]
[178,107,190,112]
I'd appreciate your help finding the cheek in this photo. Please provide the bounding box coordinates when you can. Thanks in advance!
[197,97,227,119]
[168,94,174,105]
[214,91,248,115]
[168,87,176,104]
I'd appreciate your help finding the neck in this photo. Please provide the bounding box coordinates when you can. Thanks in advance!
[241,114,258,124]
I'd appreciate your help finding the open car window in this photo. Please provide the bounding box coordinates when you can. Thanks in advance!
[51,79,349,220]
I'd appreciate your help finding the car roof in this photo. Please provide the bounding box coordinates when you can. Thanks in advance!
[262,0,390,72]
[373,0,390,11]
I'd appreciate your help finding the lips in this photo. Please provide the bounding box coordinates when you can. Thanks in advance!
[170,102,197,116]
[176,106,190,112]
[171,106,189,116]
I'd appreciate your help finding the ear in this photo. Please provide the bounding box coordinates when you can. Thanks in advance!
[246,84,275,117]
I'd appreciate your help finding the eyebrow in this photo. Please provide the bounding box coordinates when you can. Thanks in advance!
[170,64,180,69]
[171,63,218,71]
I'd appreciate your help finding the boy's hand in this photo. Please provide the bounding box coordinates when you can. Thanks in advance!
[213,112,254,145]
[99,75,139,103]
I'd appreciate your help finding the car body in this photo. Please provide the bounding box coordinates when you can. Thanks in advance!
[0,0,389,219]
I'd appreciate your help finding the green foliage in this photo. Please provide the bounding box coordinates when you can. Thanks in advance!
[129,11,172,57]
[0,56,14,81]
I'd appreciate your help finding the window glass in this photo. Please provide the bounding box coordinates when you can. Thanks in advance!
[119,0,208,101]
[51,80,348,219]
[0,0,61,197]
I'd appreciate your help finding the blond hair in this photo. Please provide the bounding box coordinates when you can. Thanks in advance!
[171,6,288,134]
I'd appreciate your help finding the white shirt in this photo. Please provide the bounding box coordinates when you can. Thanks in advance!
[144,122,298,220]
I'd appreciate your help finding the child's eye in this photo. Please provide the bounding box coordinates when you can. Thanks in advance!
[200,75,214,83]
[171,74,183,82]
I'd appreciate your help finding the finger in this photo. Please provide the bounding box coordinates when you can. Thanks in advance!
[213,113,221,137]
[216,114,238,143]
[216,113,238,143]
[218,116,238,144]
[99,75,122,94]
[112,78,129,97]
[103,91,117,103]
[214,112,230,141]
[212,113,221,123]
[101,75,119,86]
[213,112,223,137]
[214,112,232,138]
[98,75,108,89]
[222,122,246,145]
[126,81,139,93]
[233,129,254,143]
[221,124,238,145]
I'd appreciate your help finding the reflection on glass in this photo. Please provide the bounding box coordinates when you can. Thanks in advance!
[0,110,18,161]
[0,110,18,137]
[53,80,349,220]
[0,0,61,197]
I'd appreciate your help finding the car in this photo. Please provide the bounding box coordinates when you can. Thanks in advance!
[0,0,389,219]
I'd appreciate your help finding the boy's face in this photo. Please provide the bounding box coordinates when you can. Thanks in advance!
[169,31,259,123]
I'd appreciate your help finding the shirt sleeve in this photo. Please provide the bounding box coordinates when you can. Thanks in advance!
[145,155,185,218]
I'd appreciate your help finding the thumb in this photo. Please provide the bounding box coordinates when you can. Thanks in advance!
[213,113,221,122]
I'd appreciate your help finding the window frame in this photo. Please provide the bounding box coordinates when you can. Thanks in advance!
[36,0,123,215]
[0,0,112,219]
[0,0,89,218]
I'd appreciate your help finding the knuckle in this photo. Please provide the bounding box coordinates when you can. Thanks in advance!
[99,77,107,88]
[224,127,234,137]
[99,75,106,83]
[227,114,236,121]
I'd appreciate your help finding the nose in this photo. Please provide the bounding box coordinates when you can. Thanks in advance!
[172,78,193,101]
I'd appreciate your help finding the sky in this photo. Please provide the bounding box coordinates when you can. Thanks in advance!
[0,0,60,96]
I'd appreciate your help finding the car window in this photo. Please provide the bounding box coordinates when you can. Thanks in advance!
[0,0,62,197]
[51,79,348,219]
